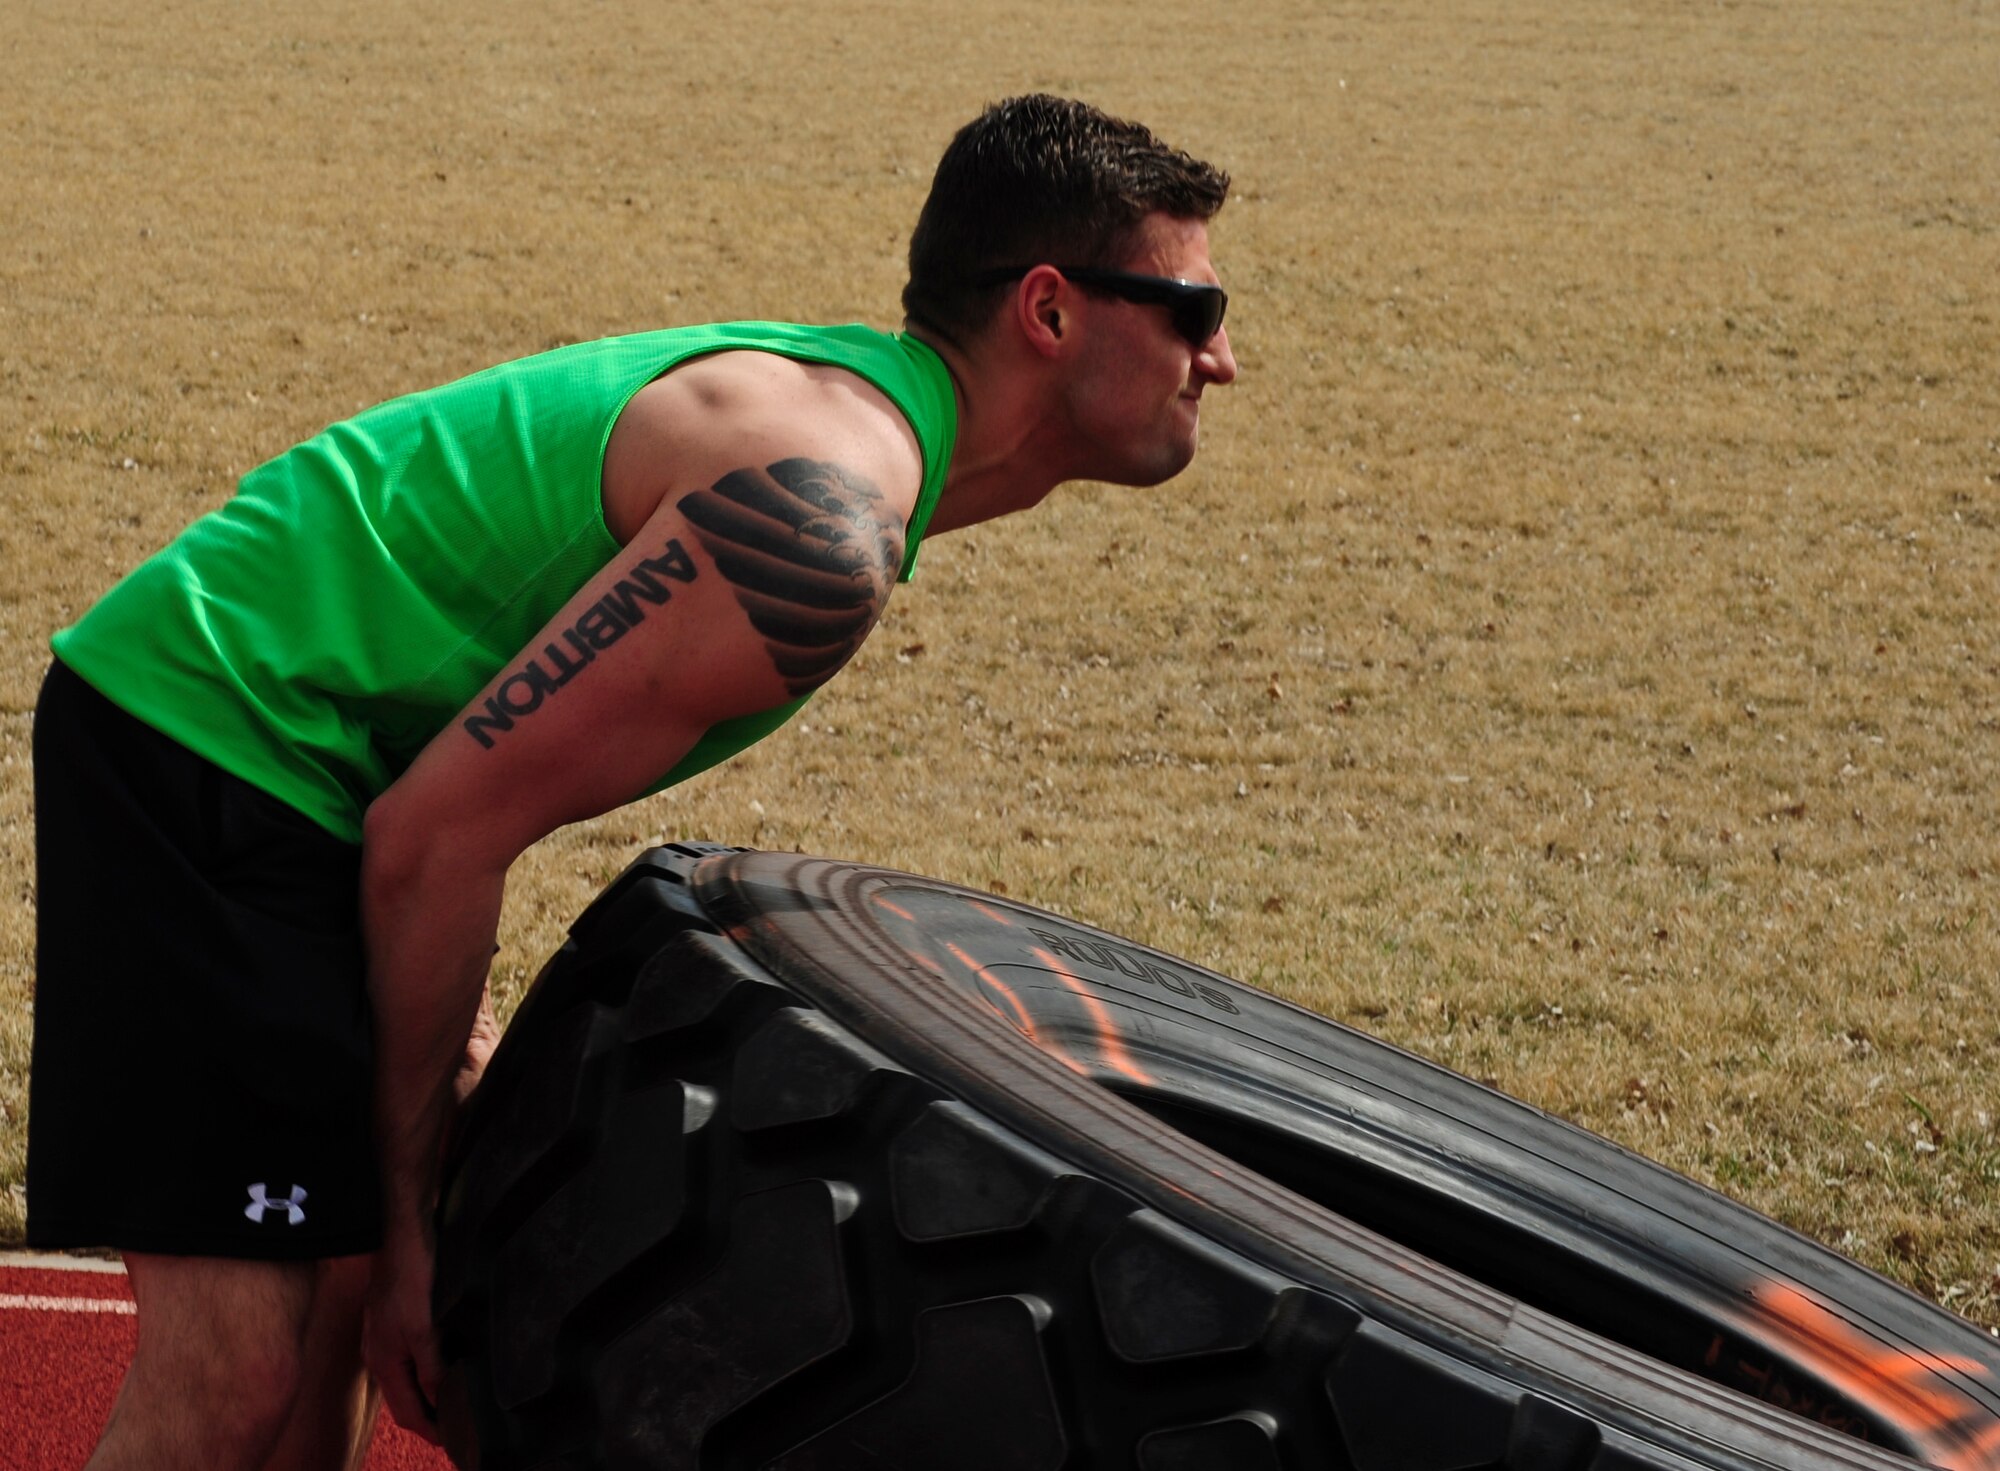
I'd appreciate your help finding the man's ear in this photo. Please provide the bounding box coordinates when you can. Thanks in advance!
[1015,265,1069,359]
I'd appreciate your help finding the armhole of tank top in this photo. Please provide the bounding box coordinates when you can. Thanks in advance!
[595,350,699,551]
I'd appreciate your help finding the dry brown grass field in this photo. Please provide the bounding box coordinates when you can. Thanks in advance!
[3,0,1996,1330]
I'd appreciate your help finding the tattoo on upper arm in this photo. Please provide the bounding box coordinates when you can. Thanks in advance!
[677,457,907,696]
[462,536,698,750]
[458,458,901,754]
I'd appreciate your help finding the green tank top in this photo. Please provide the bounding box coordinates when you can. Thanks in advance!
[51,322,958,843]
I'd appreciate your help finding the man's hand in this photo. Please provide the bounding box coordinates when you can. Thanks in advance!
[454,984,502,1110]
[365,1222,444,1442]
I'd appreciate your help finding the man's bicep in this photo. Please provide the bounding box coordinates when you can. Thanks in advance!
[372,456,906,862]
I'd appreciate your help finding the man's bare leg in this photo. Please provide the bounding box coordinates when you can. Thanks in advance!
[87,1253,315,1471]
[260,1254,381,1471]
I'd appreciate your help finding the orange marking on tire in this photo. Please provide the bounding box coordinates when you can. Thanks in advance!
[871,894,918,922]
[942,942,1089,1076]
[943,942,1037,1034]
[969,900,1015,926]
[1031,948,1154,1087]
[1751,1281,2000,1469]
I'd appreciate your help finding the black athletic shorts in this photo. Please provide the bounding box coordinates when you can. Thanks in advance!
[27,660,382,1259]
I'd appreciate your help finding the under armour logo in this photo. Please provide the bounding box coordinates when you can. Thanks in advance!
[245,1184,308,1225]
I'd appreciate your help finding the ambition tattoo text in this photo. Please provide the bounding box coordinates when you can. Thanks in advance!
[462,536,697,749]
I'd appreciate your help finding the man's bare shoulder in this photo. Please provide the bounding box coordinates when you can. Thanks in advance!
[603,349,924,545]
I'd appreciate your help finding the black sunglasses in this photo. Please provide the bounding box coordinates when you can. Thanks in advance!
[969,265,1228,347]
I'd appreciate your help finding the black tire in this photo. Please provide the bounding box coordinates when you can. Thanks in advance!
[434,844,2000,1471]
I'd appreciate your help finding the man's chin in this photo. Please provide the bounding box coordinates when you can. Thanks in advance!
[1104,438,1199,489]
[1151,437,1201,485]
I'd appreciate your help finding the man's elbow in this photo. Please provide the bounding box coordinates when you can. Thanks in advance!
[360,786,427,901]
[360,783,510,902]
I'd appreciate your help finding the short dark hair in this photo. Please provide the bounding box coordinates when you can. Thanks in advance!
[902,95,1231,347]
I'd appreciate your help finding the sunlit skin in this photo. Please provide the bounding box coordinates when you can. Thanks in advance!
[1059,214,1239,488]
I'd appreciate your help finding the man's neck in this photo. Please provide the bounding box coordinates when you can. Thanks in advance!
[907,324,1069,536]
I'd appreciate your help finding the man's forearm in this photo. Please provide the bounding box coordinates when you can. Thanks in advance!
[361,835,509,1243]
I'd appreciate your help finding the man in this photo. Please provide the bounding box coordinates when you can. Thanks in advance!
[28,93,1235,1468]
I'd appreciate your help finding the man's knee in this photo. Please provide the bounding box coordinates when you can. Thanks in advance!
[198,1342,308,1457]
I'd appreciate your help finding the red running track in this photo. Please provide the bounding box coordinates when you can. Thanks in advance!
[0,1254,451,1471]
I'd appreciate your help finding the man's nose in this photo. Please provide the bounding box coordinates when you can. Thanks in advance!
[1197,324,1238,385]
